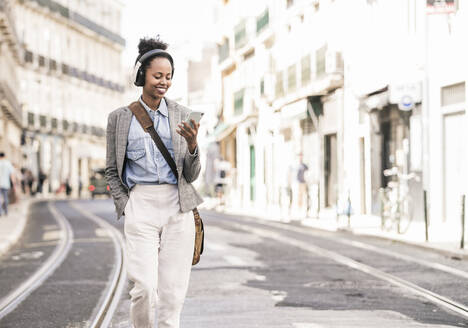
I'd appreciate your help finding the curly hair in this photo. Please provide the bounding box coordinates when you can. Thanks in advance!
[136,36,174,76]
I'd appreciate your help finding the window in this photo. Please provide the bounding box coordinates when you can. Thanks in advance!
[316,44,327,77]
[256,9,269,34]
[288,64,296,92]
[441,82,466,106]
[234,89,245,115]
[301,55,311,85]
[275,71,284,98]
[218,38,229,63]
[234,21,247,49]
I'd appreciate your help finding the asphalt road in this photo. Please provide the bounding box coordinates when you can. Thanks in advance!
[0,198,467,327]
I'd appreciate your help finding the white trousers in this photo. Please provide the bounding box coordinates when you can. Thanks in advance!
[124,184,195,328]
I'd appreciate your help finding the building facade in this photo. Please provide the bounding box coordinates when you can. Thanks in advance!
[213,0,468,241]
[14,0,125,195]
[0,0,23,166]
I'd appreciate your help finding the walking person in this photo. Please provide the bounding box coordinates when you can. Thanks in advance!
[0,152,15,216]
[296,153,309,215]
[105,36,203,328]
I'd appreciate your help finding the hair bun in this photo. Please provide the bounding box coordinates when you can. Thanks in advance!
[138,35,168,56]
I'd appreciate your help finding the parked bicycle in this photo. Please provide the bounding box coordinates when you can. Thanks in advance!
[379,167,420,234]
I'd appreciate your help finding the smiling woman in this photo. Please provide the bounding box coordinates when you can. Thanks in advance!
[105,36,204,328]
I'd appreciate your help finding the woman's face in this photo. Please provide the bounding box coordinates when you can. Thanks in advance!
[143,56,173,99]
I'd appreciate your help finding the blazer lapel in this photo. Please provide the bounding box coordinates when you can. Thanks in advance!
[167,98,182,168]
[117,107,132,178]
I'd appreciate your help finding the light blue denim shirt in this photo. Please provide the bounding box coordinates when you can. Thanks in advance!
[123,97,177,189]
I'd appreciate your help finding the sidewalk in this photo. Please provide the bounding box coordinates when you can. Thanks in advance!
[200,198,468,260]
[0,195,32,256]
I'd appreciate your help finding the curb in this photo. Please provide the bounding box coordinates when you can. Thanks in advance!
[341,228,468,261]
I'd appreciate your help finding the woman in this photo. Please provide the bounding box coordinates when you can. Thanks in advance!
[105,37,203,328]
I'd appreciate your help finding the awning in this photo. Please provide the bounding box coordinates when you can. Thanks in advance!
[279,99,308,122]
[212,122,237,142]
[359,87,389,112]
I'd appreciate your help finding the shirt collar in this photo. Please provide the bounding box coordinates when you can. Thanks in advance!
[139,96,168,118]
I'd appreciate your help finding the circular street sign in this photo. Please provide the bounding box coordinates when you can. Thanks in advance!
[399,95,414,111]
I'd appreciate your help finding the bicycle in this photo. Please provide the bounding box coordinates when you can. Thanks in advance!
[379,167,420,234]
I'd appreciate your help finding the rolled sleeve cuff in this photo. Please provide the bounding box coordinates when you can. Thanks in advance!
[188,146,198,156]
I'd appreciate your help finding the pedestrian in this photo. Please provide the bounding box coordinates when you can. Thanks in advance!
[105,36,203,328]
[296,153,309,214]
[37,170,46,194]
[78,177,83,198]
[0,152,15,216]
[20,167,27,194]
[65,178,72,196]
[26,169,35,196]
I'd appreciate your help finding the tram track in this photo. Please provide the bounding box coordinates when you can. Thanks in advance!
[0,202,74,319]
[205,211,468,321]
[69,202,127,328]
[0,201,126,327]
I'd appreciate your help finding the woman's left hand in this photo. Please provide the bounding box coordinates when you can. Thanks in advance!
[177,120,200,154]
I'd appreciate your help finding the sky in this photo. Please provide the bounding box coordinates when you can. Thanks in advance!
[121,0,216,67]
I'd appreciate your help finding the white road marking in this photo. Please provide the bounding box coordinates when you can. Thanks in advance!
[95,228,110,237]
[205,241,226,251]
[11,251,44,261]
[42,230,62,241]
[255,274,266,281]
[270,290,287,302]
[223,255,246,266]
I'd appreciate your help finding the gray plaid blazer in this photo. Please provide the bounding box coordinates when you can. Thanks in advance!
[105,98,203,219]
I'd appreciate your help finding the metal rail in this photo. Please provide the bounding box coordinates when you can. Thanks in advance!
[240,216,468,280]
[69,202,127,328]
[0,202,74,318]
[222,218,468,319]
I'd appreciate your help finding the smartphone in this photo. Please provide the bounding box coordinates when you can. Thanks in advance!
[186,111,204,128]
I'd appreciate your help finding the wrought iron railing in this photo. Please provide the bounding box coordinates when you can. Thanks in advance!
[0,80,22,124]
[22,0,125,46]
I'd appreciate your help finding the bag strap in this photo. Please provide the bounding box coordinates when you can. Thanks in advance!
[128,101,179,180]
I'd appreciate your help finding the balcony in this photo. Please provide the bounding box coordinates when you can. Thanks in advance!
[0,0,23,59]
[0,80,22,126]
[22,0,125,46]
[26,48,125,93]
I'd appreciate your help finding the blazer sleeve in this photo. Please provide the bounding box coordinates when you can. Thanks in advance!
[182,145,201,183]
[105,112,129,206]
